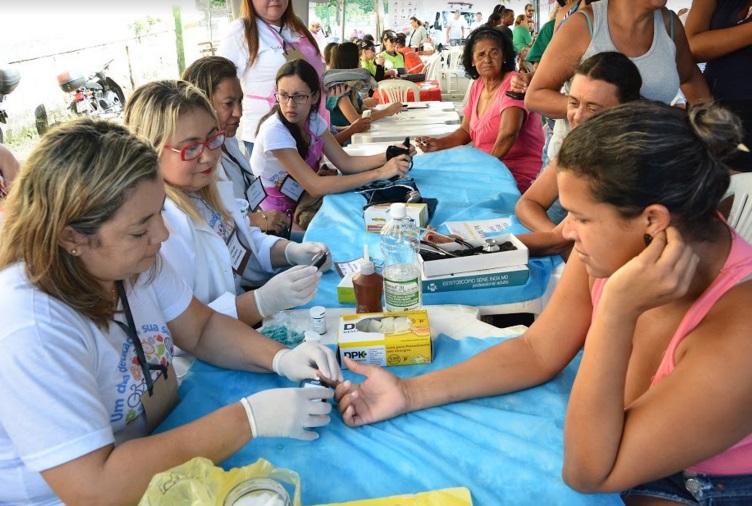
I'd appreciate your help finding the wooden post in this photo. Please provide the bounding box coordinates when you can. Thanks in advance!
[173,5,186,74]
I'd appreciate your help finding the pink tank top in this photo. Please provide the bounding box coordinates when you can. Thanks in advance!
[590,228,752,475]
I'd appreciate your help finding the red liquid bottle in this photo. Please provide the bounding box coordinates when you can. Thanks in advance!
[353,247,383,313]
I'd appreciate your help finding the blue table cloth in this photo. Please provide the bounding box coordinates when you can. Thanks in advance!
[156,334,620,505]
[302,146,559,309]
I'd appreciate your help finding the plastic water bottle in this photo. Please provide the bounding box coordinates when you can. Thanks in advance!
[380,203,422,311]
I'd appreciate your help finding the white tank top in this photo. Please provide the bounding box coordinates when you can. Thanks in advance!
[548,0,680,160]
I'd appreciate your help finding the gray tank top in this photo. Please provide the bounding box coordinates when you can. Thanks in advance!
[547,0,680,160]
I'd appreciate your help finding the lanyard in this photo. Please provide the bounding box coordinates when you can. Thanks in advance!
[222,144,255,189]
[114,280,168,396]
[262,20,290,54]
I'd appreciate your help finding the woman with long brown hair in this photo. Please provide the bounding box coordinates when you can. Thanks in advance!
[218,0,323,156]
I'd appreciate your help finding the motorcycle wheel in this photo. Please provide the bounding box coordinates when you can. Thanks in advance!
[106,77,126,107]
[35,104,49,137]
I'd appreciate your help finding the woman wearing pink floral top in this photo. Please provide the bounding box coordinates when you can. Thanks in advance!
[416,26,544,193]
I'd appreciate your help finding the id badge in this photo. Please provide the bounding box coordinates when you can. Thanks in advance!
[284,45,305,63]
[279,175,305,202]
[246,177,267,211]
[141,362,179,434]
[227,230,252,275]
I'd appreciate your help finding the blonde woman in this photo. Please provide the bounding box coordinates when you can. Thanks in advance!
[124,80,333,377]
[181,55,290,237]
[0,119,340,505]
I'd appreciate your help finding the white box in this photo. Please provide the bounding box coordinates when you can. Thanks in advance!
[363,202,429,233]
[422,264,529,293]
[419,233,529,277]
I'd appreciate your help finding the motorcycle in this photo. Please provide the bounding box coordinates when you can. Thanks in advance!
[0,66,21,144]
[36,59,126,136]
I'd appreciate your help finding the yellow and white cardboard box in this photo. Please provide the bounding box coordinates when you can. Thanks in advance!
[364,203,429,233]
[338,310,432,368]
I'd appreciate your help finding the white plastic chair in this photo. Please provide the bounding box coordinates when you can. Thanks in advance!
[724,173,752,242]
[377,80,421,104]
[442,46,465,96]
[423,53,443,82]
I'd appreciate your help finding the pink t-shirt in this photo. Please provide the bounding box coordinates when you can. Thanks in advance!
[463,71,544,193]
[590,228,752,475]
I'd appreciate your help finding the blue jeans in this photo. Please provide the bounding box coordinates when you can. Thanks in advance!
[622,470,752,505]
[546,198,567,226]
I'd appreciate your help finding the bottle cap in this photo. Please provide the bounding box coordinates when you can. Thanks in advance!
[360,244,375,275]
[390,202,406,219]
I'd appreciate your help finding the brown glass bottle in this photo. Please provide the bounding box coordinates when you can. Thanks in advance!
[353,260,383,313]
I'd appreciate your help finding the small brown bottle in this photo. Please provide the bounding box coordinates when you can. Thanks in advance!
[353,246,383,314]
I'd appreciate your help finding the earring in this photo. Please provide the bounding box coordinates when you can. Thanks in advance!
[70,249,78,255]
[643,234,652,246]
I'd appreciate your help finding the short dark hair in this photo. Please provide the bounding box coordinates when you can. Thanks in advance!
[558,101,742,241]
[396,33,407,47]
[324,42,338,67]
[330,41,360,70]
[573,52,642,104]
[381,29,397,41]
[462,26,516,79]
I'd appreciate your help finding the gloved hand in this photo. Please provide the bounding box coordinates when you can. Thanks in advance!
[273,341,344,383]
[284,242,332,272]
[241,387,332,440]
[254,265,320,318]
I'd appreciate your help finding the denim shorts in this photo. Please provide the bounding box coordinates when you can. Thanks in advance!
[622,470,752,505]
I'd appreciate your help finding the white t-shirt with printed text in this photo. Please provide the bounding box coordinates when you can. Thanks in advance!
[0,259,192,505]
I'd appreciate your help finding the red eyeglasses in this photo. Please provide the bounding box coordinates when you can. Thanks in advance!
[163,130,226,161]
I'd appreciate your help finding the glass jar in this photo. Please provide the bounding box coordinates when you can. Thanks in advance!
[223,477,291,506]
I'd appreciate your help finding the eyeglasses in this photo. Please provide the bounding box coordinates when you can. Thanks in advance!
[275,92,312,104]
[163,130,226,161]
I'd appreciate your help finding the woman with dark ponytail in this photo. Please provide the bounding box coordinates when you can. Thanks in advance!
[336,101,752,504]
[251,59,413,215]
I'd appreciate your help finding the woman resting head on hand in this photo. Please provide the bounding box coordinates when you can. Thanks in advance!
[337,101,752,504]
[327,41,401,128]
[514,51,643,258]
[0,119,340,506]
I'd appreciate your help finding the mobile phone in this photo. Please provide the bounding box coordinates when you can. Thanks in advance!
[309,251,329,270]
[505,90,526,100]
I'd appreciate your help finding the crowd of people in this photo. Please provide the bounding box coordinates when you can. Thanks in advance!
[0,0,750,504]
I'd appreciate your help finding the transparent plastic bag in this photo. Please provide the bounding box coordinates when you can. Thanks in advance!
[138,456,301,506]
[260,310,307,346]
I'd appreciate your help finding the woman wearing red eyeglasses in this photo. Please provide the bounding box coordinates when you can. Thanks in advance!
[124,80,335,379]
